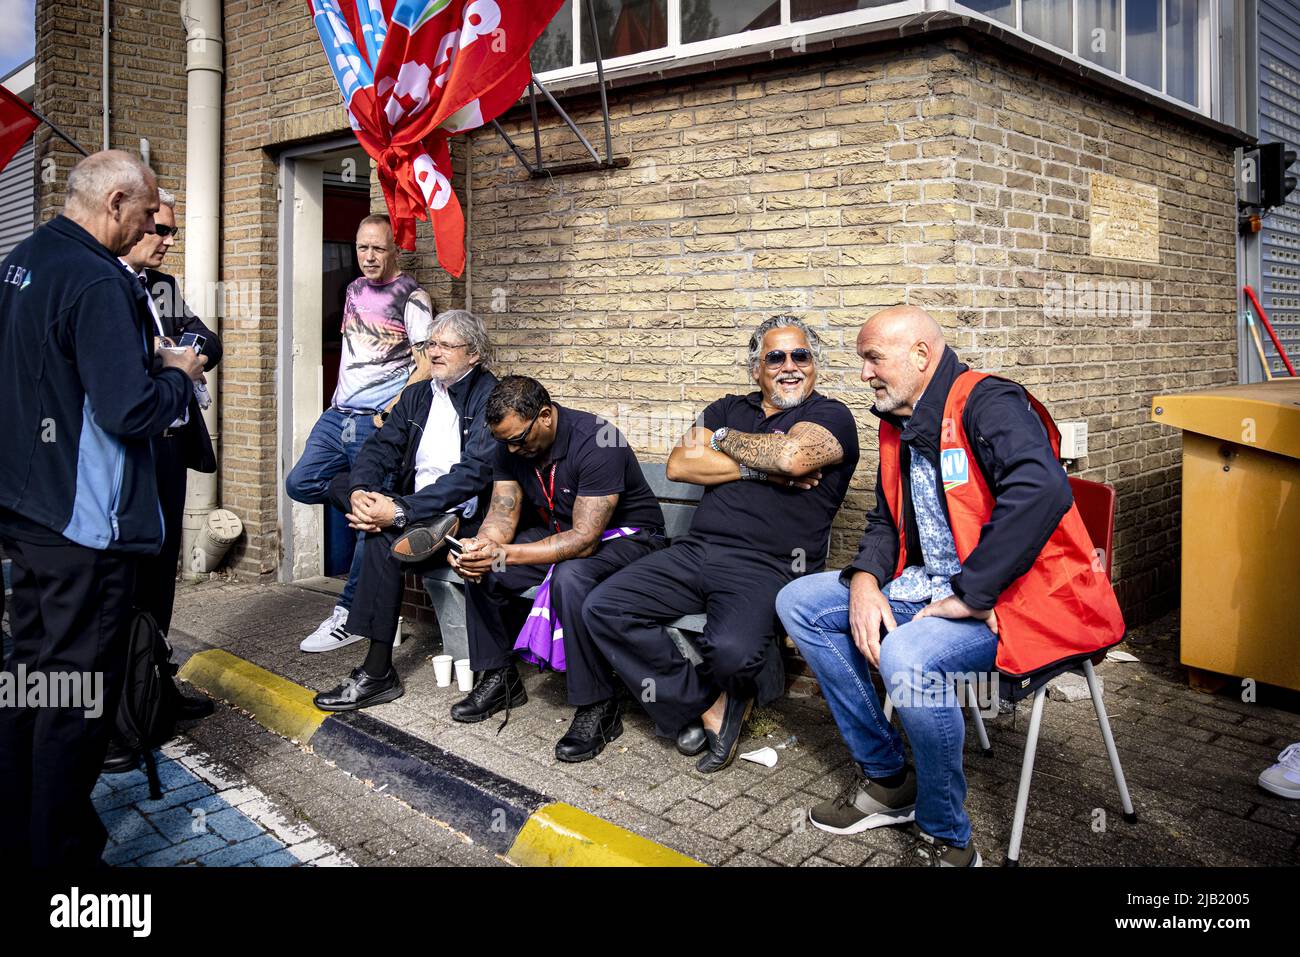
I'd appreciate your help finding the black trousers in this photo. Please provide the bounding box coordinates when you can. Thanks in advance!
[584,537,794,735]
[134,432,187,635]
[346,528,441,647]
[464,527,662,707]
[0,537,135,867]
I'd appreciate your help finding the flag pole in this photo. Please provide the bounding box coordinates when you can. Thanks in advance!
[26,105,90,157]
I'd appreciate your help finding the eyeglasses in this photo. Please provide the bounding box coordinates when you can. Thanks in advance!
[763,348,814,369]
[414,340,470,353]
[154,224,181,239]
[497,411,541,449]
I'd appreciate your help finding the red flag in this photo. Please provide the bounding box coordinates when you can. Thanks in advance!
[0,85,39,174]
[310,1,566,276]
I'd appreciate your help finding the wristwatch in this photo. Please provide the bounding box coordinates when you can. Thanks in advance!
[391,502,408,529]
[710,426,730,453]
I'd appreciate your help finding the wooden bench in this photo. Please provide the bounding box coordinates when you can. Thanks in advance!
[422,462,786,705]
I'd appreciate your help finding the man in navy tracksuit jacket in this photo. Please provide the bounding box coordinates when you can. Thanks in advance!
[0,151,206,867]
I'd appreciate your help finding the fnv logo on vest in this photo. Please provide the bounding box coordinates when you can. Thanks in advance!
[940,448,969,493]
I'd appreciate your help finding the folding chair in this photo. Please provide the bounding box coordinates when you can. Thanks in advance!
[882,476,1137,865]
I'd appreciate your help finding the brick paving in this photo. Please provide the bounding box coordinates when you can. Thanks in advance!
[95,701,508,868]
[168,578,1300,867]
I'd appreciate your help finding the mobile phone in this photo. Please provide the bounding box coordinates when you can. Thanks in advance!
[444,535,465,555]
[178,332,206,353]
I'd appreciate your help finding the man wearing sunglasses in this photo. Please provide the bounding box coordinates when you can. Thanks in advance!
[118,188,222,643]
[584,315,860,773]
[312,310,499,711]
[447,376,666,763]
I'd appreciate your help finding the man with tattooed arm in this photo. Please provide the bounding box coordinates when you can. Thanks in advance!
[584,315,860,773]
[448,376,666,763]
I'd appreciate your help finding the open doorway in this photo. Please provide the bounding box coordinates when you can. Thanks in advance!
[276,140,374,589]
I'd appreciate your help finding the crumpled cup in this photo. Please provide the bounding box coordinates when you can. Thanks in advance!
[740,746,779,768]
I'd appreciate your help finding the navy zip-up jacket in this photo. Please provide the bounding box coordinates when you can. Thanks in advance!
[0,215,191,553]
[346,362,499,527]
[843,347,1074,611]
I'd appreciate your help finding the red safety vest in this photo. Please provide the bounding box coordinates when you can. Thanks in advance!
[878,371,1125,679]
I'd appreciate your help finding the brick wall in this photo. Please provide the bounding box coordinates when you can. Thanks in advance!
[462,35,1238,625]
[35,11,1239,627]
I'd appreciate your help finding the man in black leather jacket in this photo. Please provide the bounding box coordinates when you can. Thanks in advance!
[312,310,498,711]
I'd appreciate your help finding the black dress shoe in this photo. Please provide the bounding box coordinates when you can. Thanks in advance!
[676,720,707,757]
[174,692,215,721]
[102,739,140,775]
[314,666,404,712]
[391,513,460,563]
[696,695,754,774]
[555,699,623,763]
[450,664,527,723]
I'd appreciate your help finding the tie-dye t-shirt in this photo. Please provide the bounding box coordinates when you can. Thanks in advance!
[332,273,425,413]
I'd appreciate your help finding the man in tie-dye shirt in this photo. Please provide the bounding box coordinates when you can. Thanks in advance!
[286,214,434,652]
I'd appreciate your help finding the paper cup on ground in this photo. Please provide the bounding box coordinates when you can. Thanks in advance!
[454,659,473,691]
[433,655,454,687]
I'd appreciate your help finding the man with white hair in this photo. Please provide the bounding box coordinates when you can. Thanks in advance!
[313,309,499,711]
[0,150,206,866]
[119,187,223,637]
[585,314,860,773]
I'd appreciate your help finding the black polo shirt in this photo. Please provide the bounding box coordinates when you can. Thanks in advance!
[493,404,664,535]
[690,391,860,568]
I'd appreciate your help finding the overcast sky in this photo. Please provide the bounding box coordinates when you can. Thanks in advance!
[0,0,35,81]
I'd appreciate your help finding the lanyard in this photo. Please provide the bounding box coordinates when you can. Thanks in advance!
[534,463,560,532]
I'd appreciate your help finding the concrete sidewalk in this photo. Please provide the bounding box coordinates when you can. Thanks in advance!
[167,577,1300,867]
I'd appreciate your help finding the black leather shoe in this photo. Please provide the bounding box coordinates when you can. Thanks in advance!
[174,692,215,721]
[676,720,707,757]
[450,664,527,723]
[102,739,139,775]
[555,699,623,763]
[696,695,754,774]
[314,666,404,712]
[391,513,460,563]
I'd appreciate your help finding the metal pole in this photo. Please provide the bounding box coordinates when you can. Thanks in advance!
[528,78,542,170]
[531,75,601,165]
[583,0,614,162]
[490,119,536,175]
[26,106,90,157]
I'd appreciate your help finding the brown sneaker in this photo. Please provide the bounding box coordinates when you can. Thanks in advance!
[808,768,917,834]
[908,829,982,867]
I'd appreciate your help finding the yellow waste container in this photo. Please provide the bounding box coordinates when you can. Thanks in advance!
[1152,380,1300,691]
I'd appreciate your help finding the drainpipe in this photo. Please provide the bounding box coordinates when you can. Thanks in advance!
[180,0,241,577]
[102,0,110,149]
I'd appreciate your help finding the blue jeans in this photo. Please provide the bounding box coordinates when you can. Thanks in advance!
[776,571,997,847]
[284,407,378,610]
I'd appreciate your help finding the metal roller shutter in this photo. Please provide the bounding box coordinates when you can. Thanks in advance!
[1259,0,1300,376]
[0,136,34,261]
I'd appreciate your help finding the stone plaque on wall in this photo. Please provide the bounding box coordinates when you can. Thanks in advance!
[1090,173,1160,263]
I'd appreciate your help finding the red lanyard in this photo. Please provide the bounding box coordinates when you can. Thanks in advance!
[534,463,560,532]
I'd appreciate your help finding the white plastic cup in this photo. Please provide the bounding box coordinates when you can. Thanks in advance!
[433,655,454,687]
[454,659,473,692]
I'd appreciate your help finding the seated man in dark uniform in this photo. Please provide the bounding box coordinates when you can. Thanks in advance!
[449,376,666,763]
[585,315,860,773]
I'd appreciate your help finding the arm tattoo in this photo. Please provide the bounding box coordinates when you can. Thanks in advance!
[541,494,619,563]
[718,422,844,475]
[477,482,521,543]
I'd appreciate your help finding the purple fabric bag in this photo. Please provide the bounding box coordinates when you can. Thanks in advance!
[513,527,638,671]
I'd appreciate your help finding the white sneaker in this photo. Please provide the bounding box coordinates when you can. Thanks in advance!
[1259,742,1300,799]
[300,606,364,653]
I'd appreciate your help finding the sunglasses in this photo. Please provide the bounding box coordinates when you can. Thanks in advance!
[154,224,181,239]
[763,348,814,369]
[497,410,541,448]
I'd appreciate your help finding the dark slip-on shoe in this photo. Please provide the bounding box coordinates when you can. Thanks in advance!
[390,513,460,563]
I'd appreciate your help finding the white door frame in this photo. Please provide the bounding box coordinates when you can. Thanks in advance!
[275,136,360,585]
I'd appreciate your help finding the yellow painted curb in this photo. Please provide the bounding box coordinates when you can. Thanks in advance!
[509,802,704,868]
[178,649,328,744]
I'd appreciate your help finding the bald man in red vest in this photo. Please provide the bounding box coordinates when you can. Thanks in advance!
[777,305,1124,866]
